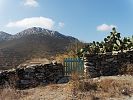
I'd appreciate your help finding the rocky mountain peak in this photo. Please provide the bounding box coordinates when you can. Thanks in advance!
[10,27,66,39]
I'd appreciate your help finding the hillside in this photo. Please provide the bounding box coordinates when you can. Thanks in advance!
[0,27,79,70]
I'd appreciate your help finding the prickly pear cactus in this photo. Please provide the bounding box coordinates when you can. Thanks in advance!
[77,28,133,57]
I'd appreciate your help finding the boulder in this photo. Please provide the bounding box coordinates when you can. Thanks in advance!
[57,76,69,84]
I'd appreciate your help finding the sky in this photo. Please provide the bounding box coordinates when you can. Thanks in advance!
[0,0,133,42]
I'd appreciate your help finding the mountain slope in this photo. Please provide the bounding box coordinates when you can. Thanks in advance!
[0,31,12,41]
[0,27,79,70]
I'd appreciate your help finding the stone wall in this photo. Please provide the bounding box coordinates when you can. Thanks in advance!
[1,50,133,89]
[84,50,133,78]
[0,63,64,89]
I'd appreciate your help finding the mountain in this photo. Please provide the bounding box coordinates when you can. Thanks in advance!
[0,31,12,41]
[9,27,77,41]
[0,27,79,70]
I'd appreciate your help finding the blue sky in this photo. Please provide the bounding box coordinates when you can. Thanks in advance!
[0,0,133,42]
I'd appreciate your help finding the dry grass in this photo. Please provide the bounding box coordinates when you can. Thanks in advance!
[126,64,133,75]
[67,72,133,100]
[0,85,28,100]
[55,53,76,63]
[0,75,133,100]
[120,63,133,75]
[66,72,98,99]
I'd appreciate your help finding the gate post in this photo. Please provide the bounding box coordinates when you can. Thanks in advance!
[83,54,90,79]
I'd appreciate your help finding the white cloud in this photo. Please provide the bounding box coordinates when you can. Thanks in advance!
[24,0,39,7]
[58,22,64,28]
[6,17,54,30]
[97,24,117,31]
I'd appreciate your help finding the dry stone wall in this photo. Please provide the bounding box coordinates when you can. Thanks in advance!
[0,63,64,89]
[84,50,133,78]
[0,50,133,89]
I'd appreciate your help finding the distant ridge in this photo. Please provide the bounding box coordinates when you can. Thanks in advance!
[0,31,12,41]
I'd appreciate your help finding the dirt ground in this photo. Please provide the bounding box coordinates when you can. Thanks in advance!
[0,75,133,100]
[15,75,133,100]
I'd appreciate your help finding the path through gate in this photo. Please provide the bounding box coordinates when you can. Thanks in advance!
[63,58,84,75]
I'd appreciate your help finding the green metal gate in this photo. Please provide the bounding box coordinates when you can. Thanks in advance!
[63,58,84,75]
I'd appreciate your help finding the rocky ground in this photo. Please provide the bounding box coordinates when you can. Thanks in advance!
[1,75,133,100]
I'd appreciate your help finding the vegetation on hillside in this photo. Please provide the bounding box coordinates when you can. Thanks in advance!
[55,41,85,63]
